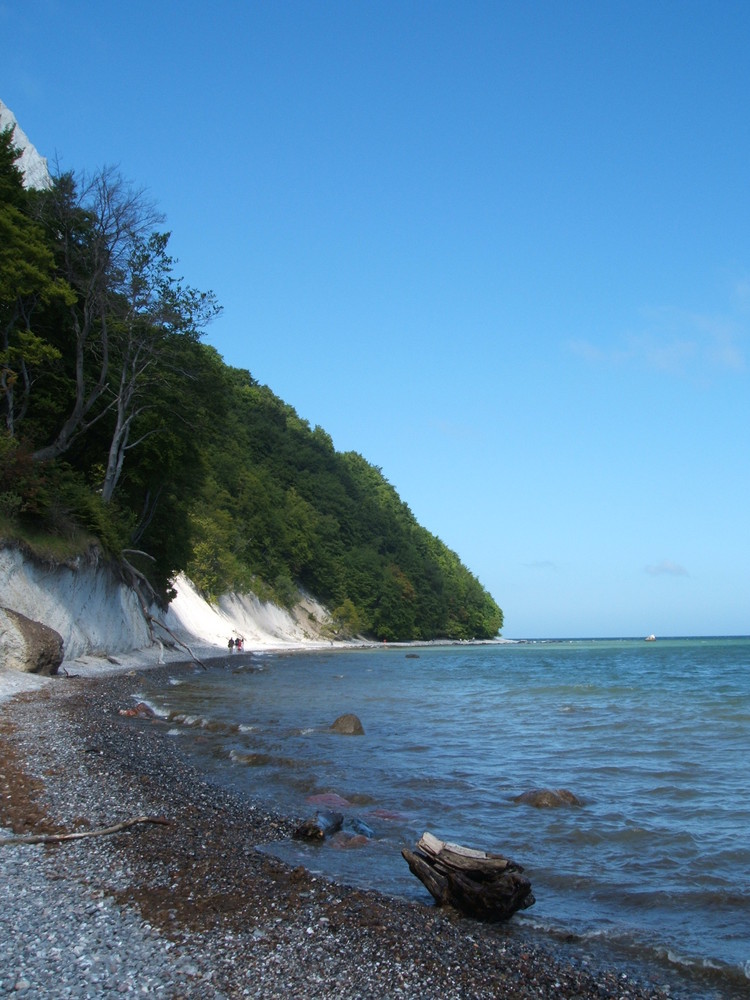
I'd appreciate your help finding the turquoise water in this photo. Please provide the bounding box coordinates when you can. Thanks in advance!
[140,638,750,998]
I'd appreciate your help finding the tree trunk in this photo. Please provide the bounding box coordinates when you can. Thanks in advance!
[402,831,534,922]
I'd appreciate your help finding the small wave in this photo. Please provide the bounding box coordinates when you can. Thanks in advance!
[655,947,750,997]
[662,948,722,971]
[168,711,202,727]
[167,710,238,734]
[644,784,702,801]
[228,748,311,771]
[129,695,168,719]
[537,919,748,997]
[229,750,273,766]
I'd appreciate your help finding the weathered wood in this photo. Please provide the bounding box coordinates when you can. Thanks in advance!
[402,832,534,922]
[0,815,171,847]
[293,809,344,841]
[416,832,512,874]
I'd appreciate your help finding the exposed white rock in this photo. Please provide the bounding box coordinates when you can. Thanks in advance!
[0,546,338,694]
[0,547,152,660]
[0,98,52,190]
[164,572,334,650]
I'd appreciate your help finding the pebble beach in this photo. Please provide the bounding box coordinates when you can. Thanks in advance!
[0,662,677,999]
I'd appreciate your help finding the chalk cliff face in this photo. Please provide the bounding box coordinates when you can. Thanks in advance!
[0,547,154,661]
[0,546,335,665]
[0,98,52,190]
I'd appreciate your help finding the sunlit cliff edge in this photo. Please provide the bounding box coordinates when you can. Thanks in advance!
[0,544,339,678]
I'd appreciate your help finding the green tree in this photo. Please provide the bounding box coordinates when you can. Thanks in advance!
[99,231,220,502]
[30,167,163,463]
[1,122,504,636]
[0,126,73,436]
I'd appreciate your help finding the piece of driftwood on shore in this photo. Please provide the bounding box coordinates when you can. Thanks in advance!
[402,831,535,921]
[0,815,171,847]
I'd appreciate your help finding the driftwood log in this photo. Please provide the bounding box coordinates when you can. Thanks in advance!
[0,815,171,847]
[402,831,535,921]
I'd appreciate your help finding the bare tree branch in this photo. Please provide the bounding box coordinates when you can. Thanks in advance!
[0,815,171,847]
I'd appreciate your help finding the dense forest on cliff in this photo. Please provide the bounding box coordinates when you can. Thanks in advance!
[0,125,503,640]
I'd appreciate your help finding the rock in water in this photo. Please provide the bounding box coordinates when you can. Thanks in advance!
[294,809,344,841]
[513,788,582,808]
[0,608,64,674]
[330,713,365,735]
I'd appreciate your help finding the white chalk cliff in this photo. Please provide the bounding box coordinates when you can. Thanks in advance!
[0,98,51,190]
[0,546,336,666]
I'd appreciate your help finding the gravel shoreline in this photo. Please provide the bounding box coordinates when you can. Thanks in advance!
[1,666,681,999]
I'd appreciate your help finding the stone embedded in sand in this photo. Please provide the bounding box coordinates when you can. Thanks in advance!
[330,713,364,735]
[513,788,582,808]
[0,607,63,675]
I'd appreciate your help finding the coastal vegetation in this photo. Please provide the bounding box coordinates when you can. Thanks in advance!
[0,125,503,640]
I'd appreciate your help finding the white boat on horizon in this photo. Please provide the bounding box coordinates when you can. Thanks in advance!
[645,634,656,641]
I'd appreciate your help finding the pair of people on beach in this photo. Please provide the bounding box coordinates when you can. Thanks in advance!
[228,636,243,651]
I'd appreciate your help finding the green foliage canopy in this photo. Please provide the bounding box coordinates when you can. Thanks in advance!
[186,373,503,639]
[0,131,503,639]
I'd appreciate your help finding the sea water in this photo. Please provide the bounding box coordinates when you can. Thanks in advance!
[139,638,750,999]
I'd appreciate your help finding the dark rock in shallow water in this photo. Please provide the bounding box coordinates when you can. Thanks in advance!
[0,607,63,675]
[330,713,364,735]
[294,809,344,841]
[513,788,583,808]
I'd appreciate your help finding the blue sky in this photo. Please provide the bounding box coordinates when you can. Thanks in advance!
[3,1,749,637]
